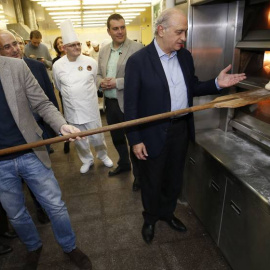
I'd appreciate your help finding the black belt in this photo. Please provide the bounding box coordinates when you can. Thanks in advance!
[170,114,189,124]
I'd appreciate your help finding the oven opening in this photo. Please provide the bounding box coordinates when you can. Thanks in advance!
[229,1,270,148]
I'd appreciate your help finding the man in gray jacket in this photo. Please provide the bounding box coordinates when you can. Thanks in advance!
[0,55,92,269]
[97,14,143,190]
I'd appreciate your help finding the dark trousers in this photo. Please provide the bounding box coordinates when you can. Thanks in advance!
[105,98,131,168]
[105,98,141,179]
[140,117,189,225]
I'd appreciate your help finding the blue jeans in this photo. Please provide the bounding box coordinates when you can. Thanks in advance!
[0,152,76,252]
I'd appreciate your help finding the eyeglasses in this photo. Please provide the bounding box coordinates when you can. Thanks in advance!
[67,43,82,48]
[0,41,19,51]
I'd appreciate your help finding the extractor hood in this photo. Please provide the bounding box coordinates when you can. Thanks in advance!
[6,23,31,41]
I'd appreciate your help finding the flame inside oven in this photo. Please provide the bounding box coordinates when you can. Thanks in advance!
[263,51,270,75]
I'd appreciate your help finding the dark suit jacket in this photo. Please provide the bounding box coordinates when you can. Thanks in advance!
[124,40,219,158]
[23,57,59,109]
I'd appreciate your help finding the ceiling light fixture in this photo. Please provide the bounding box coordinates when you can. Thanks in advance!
[115,8,146,12]
[49,12,81,16]
[82,5,117,9]
[83,10,114,14]
[118,4,150,8]
[83,0,119,4]
[38,1,80,7]
[46,7,81,11]
[52,15,81,19]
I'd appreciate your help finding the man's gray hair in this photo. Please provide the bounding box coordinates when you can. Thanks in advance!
[154,8,186,36]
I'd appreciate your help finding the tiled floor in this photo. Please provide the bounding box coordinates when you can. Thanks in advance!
[0,112,232,270]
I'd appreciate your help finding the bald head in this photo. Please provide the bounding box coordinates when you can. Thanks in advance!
[0,30,22,58]
[154,8,187,36]
[154,8,188,54]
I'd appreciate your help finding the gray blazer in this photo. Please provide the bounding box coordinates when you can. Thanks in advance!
[0,56,66,168]
[97,38,143,112]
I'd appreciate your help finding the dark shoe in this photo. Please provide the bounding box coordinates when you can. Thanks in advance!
[0,243,12,255]
[23,246,42,270]
[64,141,70,154]
[132,178,141,192]
[142,222,155,244]
[66,248,92,269]
[0,230,18,239]
[108,165,131,177]
[162,216,187,232]
[36,208,50,224]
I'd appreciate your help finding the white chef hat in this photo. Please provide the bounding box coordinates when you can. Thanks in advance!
[92,40,99,47]
[60,19,79,45]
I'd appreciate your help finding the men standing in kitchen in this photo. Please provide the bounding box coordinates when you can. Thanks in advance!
[97,13,143,191]
[124,7,246,243]
[24,30,52,70]
[53,19,113,174]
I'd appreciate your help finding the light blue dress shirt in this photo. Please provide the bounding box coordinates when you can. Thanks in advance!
[104,43,123,99]
[154,39,221,113]
[154,39,189,112]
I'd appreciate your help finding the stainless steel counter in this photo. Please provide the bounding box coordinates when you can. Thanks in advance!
[195,129,270,207]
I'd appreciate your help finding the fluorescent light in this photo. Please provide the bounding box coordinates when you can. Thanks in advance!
[83,10,113,14]
[55,19,81,22]
[118,4,150,8]
[113,13,140,16]
[38,1,80,7]
[82,5,117,9]
[49,12,81,16]
[46,7,81,11]
[115,8,145,12]
[78,14,111,18]
[124,0,151,2]
[83,0,119,4]
[83,23,106,27]
[82,18,108,21]
[52,15,81,19]
[83,21,106,24]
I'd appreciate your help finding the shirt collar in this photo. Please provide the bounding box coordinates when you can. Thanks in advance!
[154,38,177,59]
[110,42,124,52]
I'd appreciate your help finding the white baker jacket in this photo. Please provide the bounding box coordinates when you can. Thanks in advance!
[53,55,99,125]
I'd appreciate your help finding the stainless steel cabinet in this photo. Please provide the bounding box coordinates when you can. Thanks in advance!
[219,175,270,270]
[184,141,270,270]
[185,142,227,244]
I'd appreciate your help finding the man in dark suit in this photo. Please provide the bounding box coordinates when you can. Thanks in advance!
[124,8,246,244]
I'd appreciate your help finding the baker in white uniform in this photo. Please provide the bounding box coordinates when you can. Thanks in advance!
[53,19,113,173]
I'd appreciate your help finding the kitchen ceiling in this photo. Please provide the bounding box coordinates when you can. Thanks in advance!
[32,0,152,28]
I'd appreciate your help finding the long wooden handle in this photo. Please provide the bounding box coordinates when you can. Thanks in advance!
[0,102,213,156]
[0,88,269,156]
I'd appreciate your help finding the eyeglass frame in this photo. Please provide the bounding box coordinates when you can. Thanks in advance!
[66,42,82,49]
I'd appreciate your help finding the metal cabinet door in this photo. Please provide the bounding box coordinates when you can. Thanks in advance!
[184,142,227,243]
[219,175,270,270]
